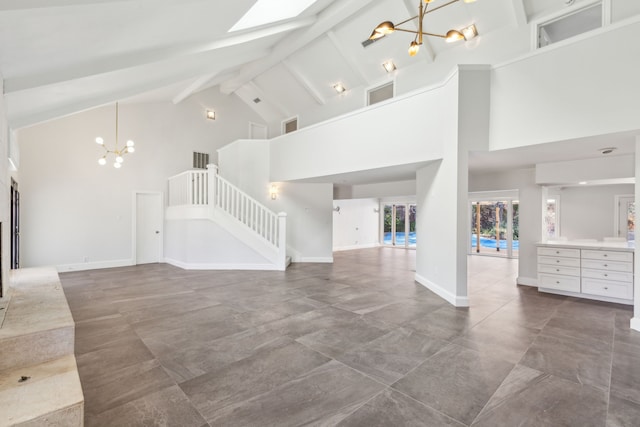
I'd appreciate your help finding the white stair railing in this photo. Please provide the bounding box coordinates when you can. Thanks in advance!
[168,170,208,206]
[167,165,287,269]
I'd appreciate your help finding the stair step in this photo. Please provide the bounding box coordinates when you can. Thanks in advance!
[0,355,83,426]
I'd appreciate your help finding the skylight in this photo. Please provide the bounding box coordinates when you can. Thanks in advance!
[229,0,319,32]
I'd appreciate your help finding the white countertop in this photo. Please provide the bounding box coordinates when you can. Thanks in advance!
[537,240,635,252]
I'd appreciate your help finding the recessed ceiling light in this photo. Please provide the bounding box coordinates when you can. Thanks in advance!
[229,0,319,32]
[382,61,397,73]
[333,83,346,94]
[206,110,216,120]
[579,181,588,185]
[461,24,478,40]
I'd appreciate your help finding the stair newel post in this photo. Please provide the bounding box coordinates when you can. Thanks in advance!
[207,164,218,217]
[277,212,287,271]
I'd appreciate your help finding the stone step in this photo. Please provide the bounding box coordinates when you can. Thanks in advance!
[0,354,83,426]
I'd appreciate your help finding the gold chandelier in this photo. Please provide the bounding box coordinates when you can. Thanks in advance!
[94,102,135,168]
[369,0,478,57]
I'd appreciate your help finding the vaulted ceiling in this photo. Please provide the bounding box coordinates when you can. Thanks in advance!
[0,0,597,130]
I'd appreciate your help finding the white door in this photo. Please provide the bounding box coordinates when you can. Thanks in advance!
[135,192,163,264]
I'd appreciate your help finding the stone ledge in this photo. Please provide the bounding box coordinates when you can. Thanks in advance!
[0,267,83,426]
[0,355,84,427]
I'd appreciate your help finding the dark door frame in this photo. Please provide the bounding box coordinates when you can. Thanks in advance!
[11,178,19,270]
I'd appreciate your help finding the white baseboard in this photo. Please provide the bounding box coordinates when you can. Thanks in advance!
[415,273,470,307]
[294,257,334,263]
[333,243,380,252]
[57,259,134,273]
[517,276,538,287]
[629,317,640,332]
[164,258,282,271]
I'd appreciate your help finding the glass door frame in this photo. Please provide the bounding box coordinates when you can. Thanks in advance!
[380,200,417,249]
[468,191,519,259]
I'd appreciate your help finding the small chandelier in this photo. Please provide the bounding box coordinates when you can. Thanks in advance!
[369,0,478,57]
[95,102,135,168]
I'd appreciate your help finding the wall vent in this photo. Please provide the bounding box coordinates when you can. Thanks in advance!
[367,81,395,106]
[193,152,209,169]
[282,117,298,134]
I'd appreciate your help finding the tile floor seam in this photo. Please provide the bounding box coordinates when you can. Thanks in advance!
[384,384,470,426]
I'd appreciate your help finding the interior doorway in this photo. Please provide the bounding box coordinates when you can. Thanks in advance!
[382,203,416,248]
[134,192,163,264]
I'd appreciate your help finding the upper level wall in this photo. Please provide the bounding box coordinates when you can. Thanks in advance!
[269,70,461,183]
[490,18,640,151]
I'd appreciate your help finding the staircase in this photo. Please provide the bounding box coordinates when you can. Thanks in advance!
[166,165,289,271]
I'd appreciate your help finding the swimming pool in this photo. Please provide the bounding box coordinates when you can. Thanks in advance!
[383,232,416,245]
[471,234,519,250]
[383,233,519,249]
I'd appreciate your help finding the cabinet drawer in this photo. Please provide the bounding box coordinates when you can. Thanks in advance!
[538,264,580,277]
[538,247,580,258]
[581,259,633,273]
[538,256,581,268]
[582,278,633,300]
[539,273,581,292]
[581,250,633,263]
[581,268,633,283]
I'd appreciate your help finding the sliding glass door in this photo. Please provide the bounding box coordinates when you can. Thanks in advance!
[383,203,416,247]
[470,199,518,258]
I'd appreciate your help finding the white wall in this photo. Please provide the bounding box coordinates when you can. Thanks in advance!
[490,20,640,150]
[469,168,542,284]
[17,87,265,270]
[536,155,635,184]
[164,219,271,268]
[557,184,634,240]
[218,139,334,262]
[0,75,12,296]
[349,180,417,199]
[332,198,379,251]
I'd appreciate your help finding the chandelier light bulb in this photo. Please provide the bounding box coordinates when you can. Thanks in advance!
[116,156,124,163]
[98,158,107,166]
[126,140,134,147]
[127,146,135,153]
[114,162,121,169]
[95,137,104,145]
[408,41,420,56]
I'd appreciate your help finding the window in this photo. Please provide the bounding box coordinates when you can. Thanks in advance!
[282,117,298,134]
[545,197,559,239]
[537,2,603,48]
[367,81,394,106]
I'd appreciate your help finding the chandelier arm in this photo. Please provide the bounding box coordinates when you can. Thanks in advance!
[424,0,460,15]
[393,28,446,38]
[394,14,420,27]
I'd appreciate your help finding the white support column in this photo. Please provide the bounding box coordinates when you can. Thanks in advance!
[277,212,288,271]
[632,136,640,331]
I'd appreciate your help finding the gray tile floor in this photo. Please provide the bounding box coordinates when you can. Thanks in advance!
[59,248,640,426]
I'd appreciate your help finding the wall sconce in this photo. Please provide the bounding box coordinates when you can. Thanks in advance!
[206,110,216,120]
[269,184,278,200]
